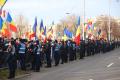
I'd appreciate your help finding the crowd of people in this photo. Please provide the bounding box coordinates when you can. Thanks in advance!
[0,37,120,79]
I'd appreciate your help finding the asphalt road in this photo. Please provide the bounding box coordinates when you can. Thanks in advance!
[16,48,120,80]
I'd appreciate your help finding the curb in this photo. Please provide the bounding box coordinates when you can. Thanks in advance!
[15,73,31,80]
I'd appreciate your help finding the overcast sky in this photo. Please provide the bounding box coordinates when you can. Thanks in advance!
[3,0,120,26]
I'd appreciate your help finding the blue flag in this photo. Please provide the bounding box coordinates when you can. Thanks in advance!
[40,19,44,31]
[0,16,3,30]
[6,12,12,23]
[76,16,80,27]
[64,28,73,38]
[33,17,37,35]
[44,26,46,35]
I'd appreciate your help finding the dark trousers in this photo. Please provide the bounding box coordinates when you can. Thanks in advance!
[79,50,85,59]
[60,53,65,64]
[54,51,60,66]
[46,53,51,67]
[64,53,68,63]
[19,53,26,70]
[8,62,16,78]
[8,64,16,78]
[34,54,41,72]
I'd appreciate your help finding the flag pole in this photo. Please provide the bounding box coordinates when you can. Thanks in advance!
[83,0,85,40]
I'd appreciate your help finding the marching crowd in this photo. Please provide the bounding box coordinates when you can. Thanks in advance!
[0,37,120,79]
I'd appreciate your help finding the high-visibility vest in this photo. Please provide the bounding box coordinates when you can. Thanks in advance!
[19,43,26,54]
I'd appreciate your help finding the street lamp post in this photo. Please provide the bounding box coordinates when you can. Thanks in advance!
[108,0,111,41]
[83,0,85,40]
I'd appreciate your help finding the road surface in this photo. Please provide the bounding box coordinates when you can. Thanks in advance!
[16,48,120,80]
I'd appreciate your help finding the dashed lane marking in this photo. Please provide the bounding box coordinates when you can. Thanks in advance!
[107,63,114,68]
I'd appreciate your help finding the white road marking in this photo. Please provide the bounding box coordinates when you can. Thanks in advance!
[118,57,120,59]
[107,63,114,68]
[89,79,93,80]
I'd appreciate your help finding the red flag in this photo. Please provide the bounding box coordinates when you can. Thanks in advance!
[3,29,11,37]
[9,23,17,32]
[74,34,80,46]
[29,33,35,40]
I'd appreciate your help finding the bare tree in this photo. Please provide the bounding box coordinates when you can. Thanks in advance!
[55,15,80,38]
[95,15,120,40]
[15,15,29,38]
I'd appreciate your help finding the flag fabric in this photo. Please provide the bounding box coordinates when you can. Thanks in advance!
[33,17,37,36]
[62,34,67,41]
[44,26,46,35]
[9,23,17,32]
[2,28,11,37]
[1,22,6,31]
[0,16,3,30]
[87,24,91,30]
[6,12,18,33]
[29,33,36,40]
[64,28,73,38]
[40,19,44,31]
[0,0,7,6]
[47,27,53,39]
[76,16,80,27]
[75,26,81,45]
[6,12,12,23]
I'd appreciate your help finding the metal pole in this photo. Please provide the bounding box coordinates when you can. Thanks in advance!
[108,0,111,41]
[83,0,85,40]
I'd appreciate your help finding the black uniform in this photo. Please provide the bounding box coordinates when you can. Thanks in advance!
[53,42,60,66]
[79,40,85,59]
[45,42,52,67]
[6,42,17,79]
[33,42,41,72]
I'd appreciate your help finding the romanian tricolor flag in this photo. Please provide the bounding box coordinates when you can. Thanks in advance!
[75,26,81,45]
[0,0,7,6]
[6,12,17,32]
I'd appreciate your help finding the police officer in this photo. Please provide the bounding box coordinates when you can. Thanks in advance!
[45,40,52,68]
[72,42,77,60]
[79,40,85,59]
[60,41,65,64]
[53,40,60,66]
[33,41,41,72]
[18,39,26,70]
[67,40,73,61]
[64,41,68,63]
[6,41,17,79]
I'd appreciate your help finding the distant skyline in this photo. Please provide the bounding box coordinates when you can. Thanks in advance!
[3,0,120,26]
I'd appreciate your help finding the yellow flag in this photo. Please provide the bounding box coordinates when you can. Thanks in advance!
[0,0,6,6]
[62,35,67,41]
[76,26,80,36]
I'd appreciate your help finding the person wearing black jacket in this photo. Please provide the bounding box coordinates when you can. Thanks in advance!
[45,41,52,68]
[79,40,85,59]
[60,41,65,64]
[33,41,41,72]
[6,41,17,79]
